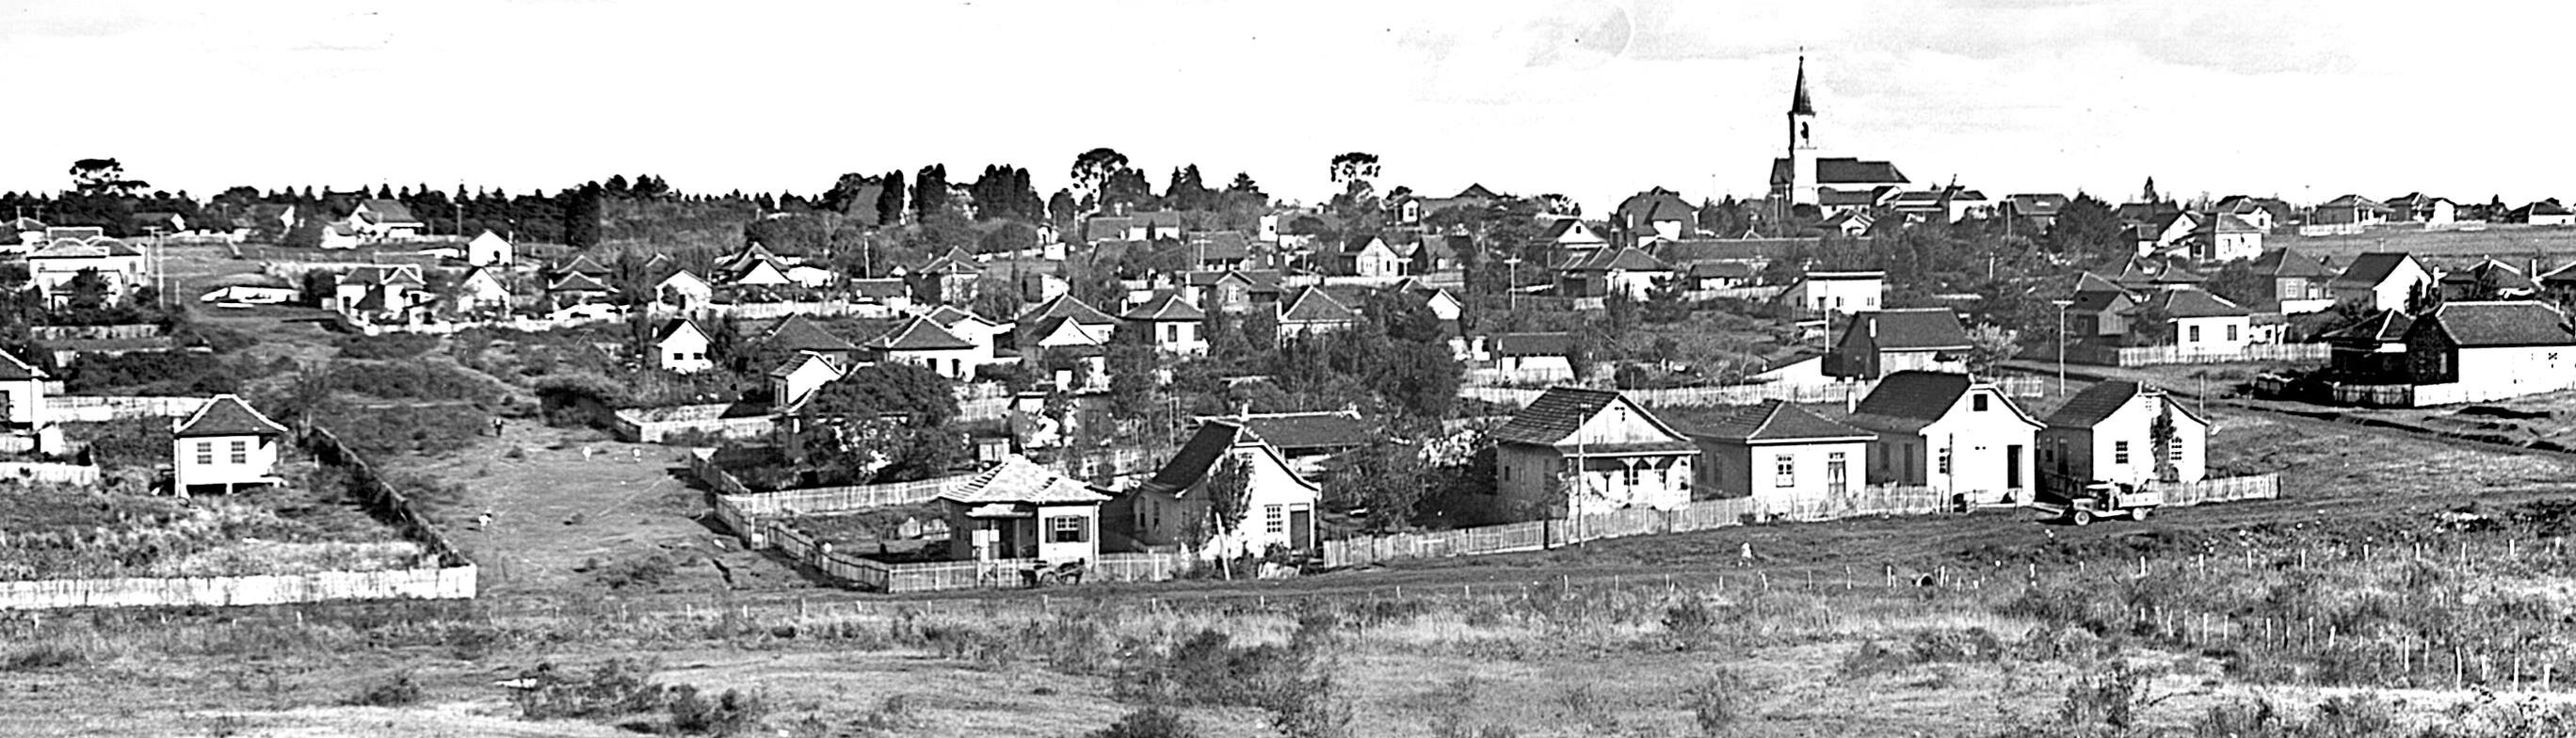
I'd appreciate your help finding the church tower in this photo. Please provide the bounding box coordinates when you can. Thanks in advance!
[1787,55,1819,206]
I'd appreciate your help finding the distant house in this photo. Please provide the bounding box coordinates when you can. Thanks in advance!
[333,265,434,323]
[2000,193,2069,232]
[544,272,618,311]
[1615,187,1698,241]
[1019,294,1119,338]
[1393,233,1463,274]
[849,278,912,310]
[1884,186,1992,224]
[2438,258,2540,302]
[910,248,984,304]
[1335,234,1407,278]
[2504,201,2576,227]
[865,314,983,381]
[1683,261,1762,292]
[2123,289,2250,354]
[2311,195,2392,227]
[2126,211,2202,256]
[1684,400,1872,511]
[767,351,847,409]
[1181,269,1282,314]
[2039,380,2209,496]
[452,265,513,315]
[466,230,513,266]
[1556,246,1674,301]
[653,269,714,313]
[1825,308,1971,379]
[1277,285,1360,336]
[1845,371,2041,505]
[2214,196,2294,230]
[1114,419,1322,559]
[1538,217,1610,253]
[0,350,54,446]
[925,304,1008,359]
[2188,214,2265,263]
[1490,387,1699,515]
[346,199,427,240]
[2320,309,2414,380]
[1778,270,1885,316]
[1230,410,1375,471]
[1120,293,1208,356]
[939,456,1111,566]
[2248,248,2337,313]
[1390,278,1464,323]
[25,231,148,308]
[2329,252,2433,312]
[1488,332,1576,381]
[2399,300,2576,401]
[170,394,290,495]
[761,314,861,367]
[1184,232,1255,271]
[654,318,713,374]
[2384,193,2457,226]
[2066,287,2136,341]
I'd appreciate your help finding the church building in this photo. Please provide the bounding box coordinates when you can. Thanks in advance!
[1767,56,1910,217]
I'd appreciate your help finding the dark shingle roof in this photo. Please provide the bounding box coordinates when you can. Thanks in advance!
[653,317,703,345]
[2044,380,2139,428]
[1133,421,1318,498]
[764,315,857,353]
[0,350,46,381]
[2127,289,2247,319]
[2251,248,2336,279]
[2333,252,2422,288]
[1845,309,1972,350]
[1565,246,1673,273]
[1845,371,1972,433]
[1617,187,1696,227]
[2439,259,2539,293]
[2416,301,2575,347]
[1021,294,1116,326]
[1121,293,1205,322]
[2320,310,2413,345]
[174,394,289,438]
[1683,400,1871,442]
[1279,287,1360,324]
[867,315,976,351]
[1236,412,1374,454]
[1489,387,1690,452]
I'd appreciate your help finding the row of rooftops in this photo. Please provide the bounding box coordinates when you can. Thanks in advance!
[1487,374,2194,448]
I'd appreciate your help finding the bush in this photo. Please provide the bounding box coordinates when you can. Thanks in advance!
[334,333,440,361]
[327,361,505,406]
[344,671,425,707]
[0,644,85,670]
[1091,707,1202,738]
[1682,670,1754,737]
[667,684,766,736]
[315,402,488,458]
[513,659,668,720]
[590,553,679,591]
[64,351,238,395]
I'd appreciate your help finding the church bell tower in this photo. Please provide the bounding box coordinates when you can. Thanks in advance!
[1787,55,1819,206]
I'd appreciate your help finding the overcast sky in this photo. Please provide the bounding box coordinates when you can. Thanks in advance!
[5,0,2568,214]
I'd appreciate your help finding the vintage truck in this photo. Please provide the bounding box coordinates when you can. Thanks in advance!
[2030,480,2163,526]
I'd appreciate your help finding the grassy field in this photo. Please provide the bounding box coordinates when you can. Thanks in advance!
[2280,223,2576,266]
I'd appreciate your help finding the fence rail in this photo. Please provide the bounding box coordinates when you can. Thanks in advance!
[612,404,777,443]
[2062,343,2328,368]
[1322,474,2279,569]
[0,566,477,611]
[1460,376,2043,409]
[45,395,206,423]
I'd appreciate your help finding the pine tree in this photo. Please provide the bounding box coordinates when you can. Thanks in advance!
[876,170,907,226]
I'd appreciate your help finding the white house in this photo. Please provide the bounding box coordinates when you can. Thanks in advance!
[925,304,1007,360]
[1686,400,1872,513]
[1557,247,1674,301]
[2038,380,2209,496]
[654,317,714,374]
[865,314,984,381]
[939,456,1111,567]
[2189,214,2265,263]
[767,351,848,409]
[1115,419,1322,560]
[450,265,511,316]
[1845,371,2042,506]
[2329,252,2432,313]
[0,349,52,435]
[170,394,290,495]
[1487,332,1576,382]
[2400,300,2576,403]
[466,230,513,266]
[1826,308,1971,379]
[1277,286,1360,336]
[346,200,427,240]
[2125,289,2251,356]
[655,269,715,313]
[1119,294,1208,356]
[1489,387,1699,515]
[1338,235,1407,278]
[25,231,148,308]
[1778,270,1885,316]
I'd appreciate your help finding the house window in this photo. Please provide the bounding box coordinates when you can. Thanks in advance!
[2114,441,2131,464]
[1165,325,1180,343]
[1621,464,1640,487]
[2187,325,2202,344]
[2169,441,2185,463]
[2226,325,2239,342]
[1774,455,1795,488]
[229,441,248,465]
[1264,505,1284,535]
[1048,516,1087,543]
[1972,394,1989,411]
[1936,447,1951,475]
[1827,452,1848,494]
[194,441,214,466]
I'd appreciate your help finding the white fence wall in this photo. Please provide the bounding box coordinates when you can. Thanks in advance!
[0,566,476,611]
[45,396,205,422]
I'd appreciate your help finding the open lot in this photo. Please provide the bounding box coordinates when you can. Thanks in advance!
[2283,223,2576,265]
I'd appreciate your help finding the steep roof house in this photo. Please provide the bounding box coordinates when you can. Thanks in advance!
[2504,201,2576,227]
[1490,387,1699,515]
[1825,308,1971,379]
[654,268,715,313]
[865,314,984,381]
[2438,258,2540,302]
[466,230,513,266]
[1119,293,1208,356]
[1110,420,1322,559]
[2122,289,2251,355]
[2038,381,2209,496]
[761,314,860,366]
[1845,371,2042,505]
[171,394,290,495]
[653,318,714,374]
[2329,252,2432,313]
[346,199,426,240]
[2384,193,2458,225]
[2321,309,2415,381]
[2312,195,2393,226]
[452,265,512,315]
[2248,248,2338,313]
[1556,246,1674,301]
[2188,214,2265,263]
[766,350,847,409]
[1277,285,1361,336]
[1615,187,1699,241]
[2396,300,2576,403]
[1684,400,1873,512]
[1486,331,1576,382]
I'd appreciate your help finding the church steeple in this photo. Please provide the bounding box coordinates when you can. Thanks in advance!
[1789,54,1815,116]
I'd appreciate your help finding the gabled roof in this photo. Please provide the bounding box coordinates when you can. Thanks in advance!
[2251,248,2336,279]
[1616,187,1697,226]
[2333,252,2423,288]
[763,314,857,353]
[2415,300,2575,347]
[1565,246,1673,273]
[1455,184,1501,200]
[2004,193,2069,216]
[926,304,999,331]
[2439,259,2538,293]
[2043,380,2205,429]
[1021,294,1118,327]
[2319,194,2391,212]
[338,265,424,287]
[2320,309,2413,345]
[1279,286,1360,324]
[867,314,976,351]
[553,254,612,277]
[2068,289,2133,313]
[653,317,706,345]
[1538,218,1606,242]
[1847,371,2037,434]
[2,217,43,231]
[546,272,615,293]
[1234,412,1374,454]
[1121,293,1205,322]
[2127,289,2246,319]
[2071,271,2128,295]
[940,456,1110,505]
[1489,331,1573,358]
[354,199,422,224]
[1134,421,1320,498]
[1188,232,1251,261]
[1768,157,1910,186]
[1844,309,1972,350]
[1684,400,1871,443]
[2513,201,2574,217]
[657,268,710,290]
[1789,56,1815,115]
[1489,387,1692,452]
[27,236,142,259]
[766,350,843,379]
[174,394,289,439]
[0,350,47,381]
[2193,213,2263,234]
[849,278,910,300]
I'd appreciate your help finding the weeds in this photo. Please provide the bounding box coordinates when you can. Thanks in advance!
[1,643,85,670]
[667,684,766,736]
[342,670,424,707]
[1683,669,1754,736]
[1092,707,1203,738]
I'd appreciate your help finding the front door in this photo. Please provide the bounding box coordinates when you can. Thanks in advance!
[2005,444,2024,490]
[1289,507,1313,554]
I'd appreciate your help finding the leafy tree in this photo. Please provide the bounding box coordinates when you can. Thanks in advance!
[800,362,958,428]
[299,269,338,309]
[876,169,907,226]
[1069,148,1131,214]
[2406,279,2442,314]
[1047,189,1077,230]
[1100,168,1155,213]
[1331,440,1424,533]
[68,158,148,197]
[2202,258,2267,308]
[2050,192,2123,260]
[1201,454,1252,538]
[2149,402,2179,483]
[1164,165,1213,212]
[62,268,111,313]
[1327,152,1381,186]
[912,164,953,223]
[1963,323,2021,376]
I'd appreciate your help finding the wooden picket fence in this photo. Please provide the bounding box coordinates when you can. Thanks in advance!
[1322,474,2279,569]
[763,521,1186,593]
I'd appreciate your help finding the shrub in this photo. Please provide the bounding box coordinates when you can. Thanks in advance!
[1662,597,1719,649]
[1682,670,1754,737]
[591,553,679,591]
[344,671,425,707]
[334,333,440,361]
[0,644,85,670]
[851,694,923,732]
[64,351,237,395]
[513,658,668,720]
[667,684,766,736]
[1092,707,1202,738]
